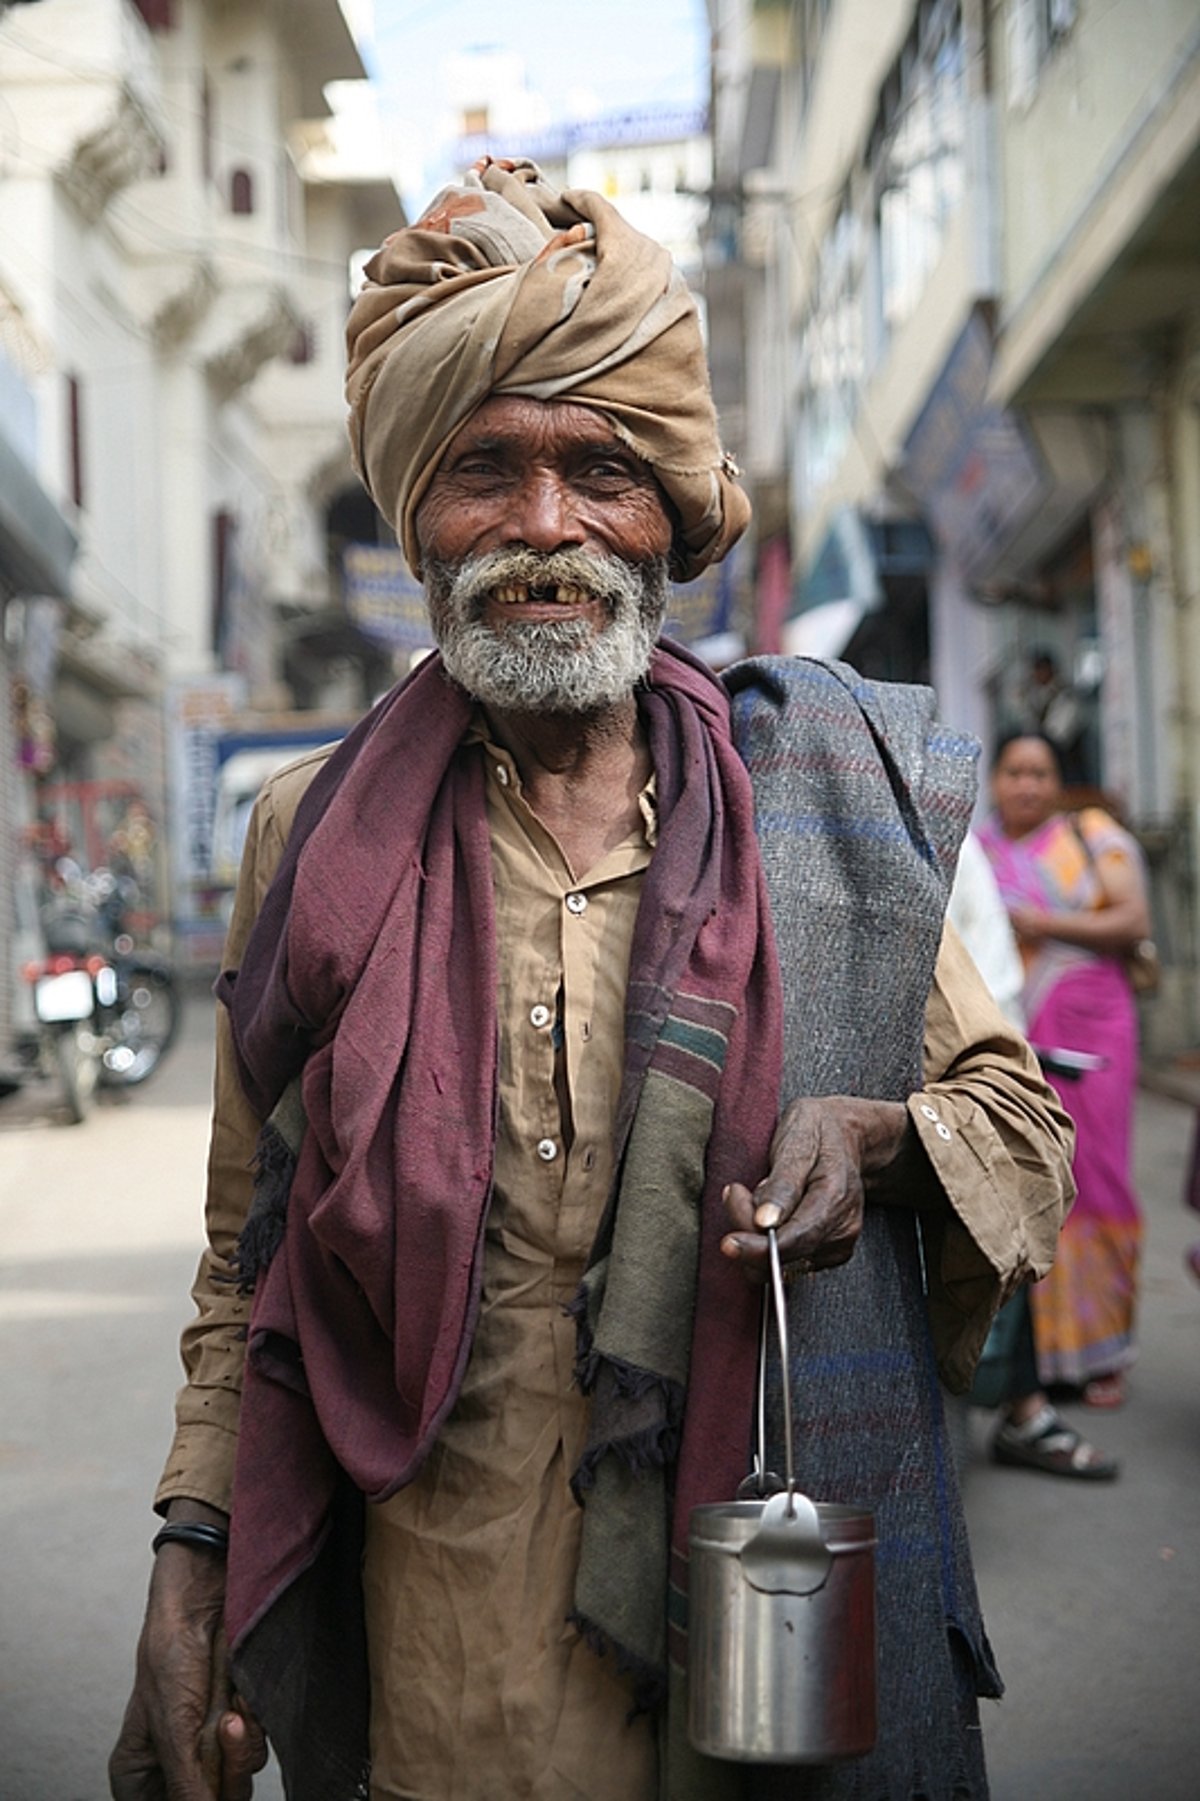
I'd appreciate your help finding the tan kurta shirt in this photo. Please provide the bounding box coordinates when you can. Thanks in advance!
[157,734,1072,1800]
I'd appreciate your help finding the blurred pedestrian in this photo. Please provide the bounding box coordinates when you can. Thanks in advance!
[979,731,1150,1433]
[947,830,1109,1477]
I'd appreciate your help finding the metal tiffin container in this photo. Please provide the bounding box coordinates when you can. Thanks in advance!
[687,1231,877,1764]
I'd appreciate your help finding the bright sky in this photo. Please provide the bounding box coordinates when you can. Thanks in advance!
[351,0,709,213]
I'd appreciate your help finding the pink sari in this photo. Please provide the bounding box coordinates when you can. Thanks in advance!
[978,808,1143,1384]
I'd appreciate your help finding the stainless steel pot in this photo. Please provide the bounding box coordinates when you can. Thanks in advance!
[687,1232,877,1764]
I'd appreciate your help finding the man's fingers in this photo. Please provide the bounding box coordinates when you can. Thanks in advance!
[720,1183,775,1279]
[202,1641,268,1801]
[109,1701,168,1801]
[723,1169,819,1235]
[721,1169,862,1278]
[722,1181,758,1230]
[218,1707,269,1801]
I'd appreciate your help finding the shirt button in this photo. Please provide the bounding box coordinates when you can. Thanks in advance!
[494,763,509,785]
[565,891,588,915]
[935,1123,952,1142]
[530,1004,552,1029]
[536,1138,558,1162]
[919,1103,939,1122]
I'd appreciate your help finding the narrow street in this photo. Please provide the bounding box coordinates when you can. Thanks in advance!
[0,995,1197,1798]
[969,1084,1200,1799]
[0,992,284,1801]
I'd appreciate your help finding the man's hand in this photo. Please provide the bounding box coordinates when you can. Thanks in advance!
[720,1096,916,1282]
[109,1503,267,1801]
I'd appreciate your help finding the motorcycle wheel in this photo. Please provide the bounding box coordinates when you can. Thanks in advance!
[101,963,181,1087]
[55,1024,99,1124]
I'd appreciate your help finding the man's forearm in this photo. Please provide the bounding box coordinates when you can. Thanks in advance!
[164,1496,229,1527]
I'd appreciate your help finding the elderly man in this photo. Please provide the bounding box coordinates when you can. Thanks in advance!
[111,160,1072,1801]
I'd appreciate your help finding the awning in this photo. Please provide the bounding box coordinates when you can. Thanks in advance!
[782,598,871,660]
[795,507,882,615]
[785,508,934,660]
[785,508,881,660]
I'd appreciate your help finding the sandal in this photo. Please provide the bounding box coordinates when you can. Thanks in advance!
[1083,1373,1125,1410]
[991,1405,1119,1481]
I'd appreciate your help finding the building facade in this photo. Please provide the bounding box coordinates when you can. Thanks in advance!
[0,0,403,981]
[707,0,1200,1052]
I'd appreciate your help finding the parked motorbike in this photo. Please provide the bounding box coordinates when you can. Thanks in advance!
[22,941,107,1124]
[84,868,181,1087]
[20,864,181,1123]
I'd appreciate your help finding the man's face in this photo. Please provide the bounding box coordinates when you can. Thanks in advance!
[415,396,675,715]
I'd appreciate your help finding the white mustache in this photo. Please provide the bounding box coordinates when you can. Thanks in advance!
[444,547,647,618]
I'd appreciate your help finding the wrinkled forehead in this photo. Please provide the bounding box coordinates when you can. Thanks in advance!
[443,394,636,460]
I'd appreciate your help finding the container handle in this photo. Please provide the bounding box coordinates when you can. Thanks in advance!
[767,1228,797,1501]
[738,1226,795,1501]
[738,1228,832,1595]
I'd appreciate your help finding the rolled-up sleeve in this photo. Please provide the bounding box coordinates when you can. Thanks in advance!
[910,921,1075,1393]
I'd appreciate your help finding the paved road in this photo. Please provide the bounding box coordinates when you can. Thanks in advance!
[1,997,1197,1797]
[967,1084,1200,1799]
[0,994,284,1801]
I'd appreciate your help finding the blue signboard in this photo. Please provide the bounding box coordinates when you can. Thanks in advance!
[902,309,1045,578]
[343,545,434,652]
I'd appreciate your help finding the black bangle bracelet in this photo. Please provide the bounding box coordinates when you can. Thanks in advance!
[151,1520,229,1556]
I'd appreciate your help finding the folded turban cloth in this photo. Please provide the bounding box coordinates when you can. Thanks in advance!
[344,156,750,581]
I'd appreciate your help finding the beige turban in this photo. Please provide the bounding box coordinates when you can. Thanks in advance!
[344,157,750,581]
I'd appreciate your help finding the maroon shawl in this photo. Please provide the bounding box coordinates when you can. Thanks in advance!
[218,641,782,1780]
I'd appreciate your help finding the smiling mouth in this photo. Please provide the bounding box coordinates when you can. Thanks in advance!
[491,582,589,606]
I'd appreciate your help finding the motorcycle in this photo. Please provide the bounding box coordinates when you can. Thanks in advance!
[85,868,181,1087]
[20,865,181,1122]
[22,943,107,1124]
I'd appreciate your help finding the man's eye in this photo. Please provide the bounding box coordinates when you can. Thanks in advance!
[454,457,506,478]
[584,457,636,482]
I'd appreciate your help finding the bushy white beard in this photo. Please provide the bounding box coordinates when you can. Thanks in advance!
[424,546,671,715]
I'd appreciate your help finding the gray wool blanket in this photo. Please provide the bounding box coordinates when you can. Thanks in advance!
[665,657,996,1801]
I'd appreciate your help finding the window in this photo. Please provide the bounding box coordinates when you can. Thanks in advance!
[1007,0,1078,110]
[200,75,214,186]
[212,509,236,660]
[66,373,84,510]
[230,169,254,216]
[870,1,966,339]
[795,202,865,501]
[131,0,173,28]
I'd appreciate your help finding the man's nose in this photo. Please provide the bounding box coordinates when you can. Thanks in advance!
[501,473,585,551]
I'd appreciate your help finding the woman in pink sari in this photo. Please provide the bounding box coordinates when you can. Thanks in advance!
[979,732,1151,1421]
